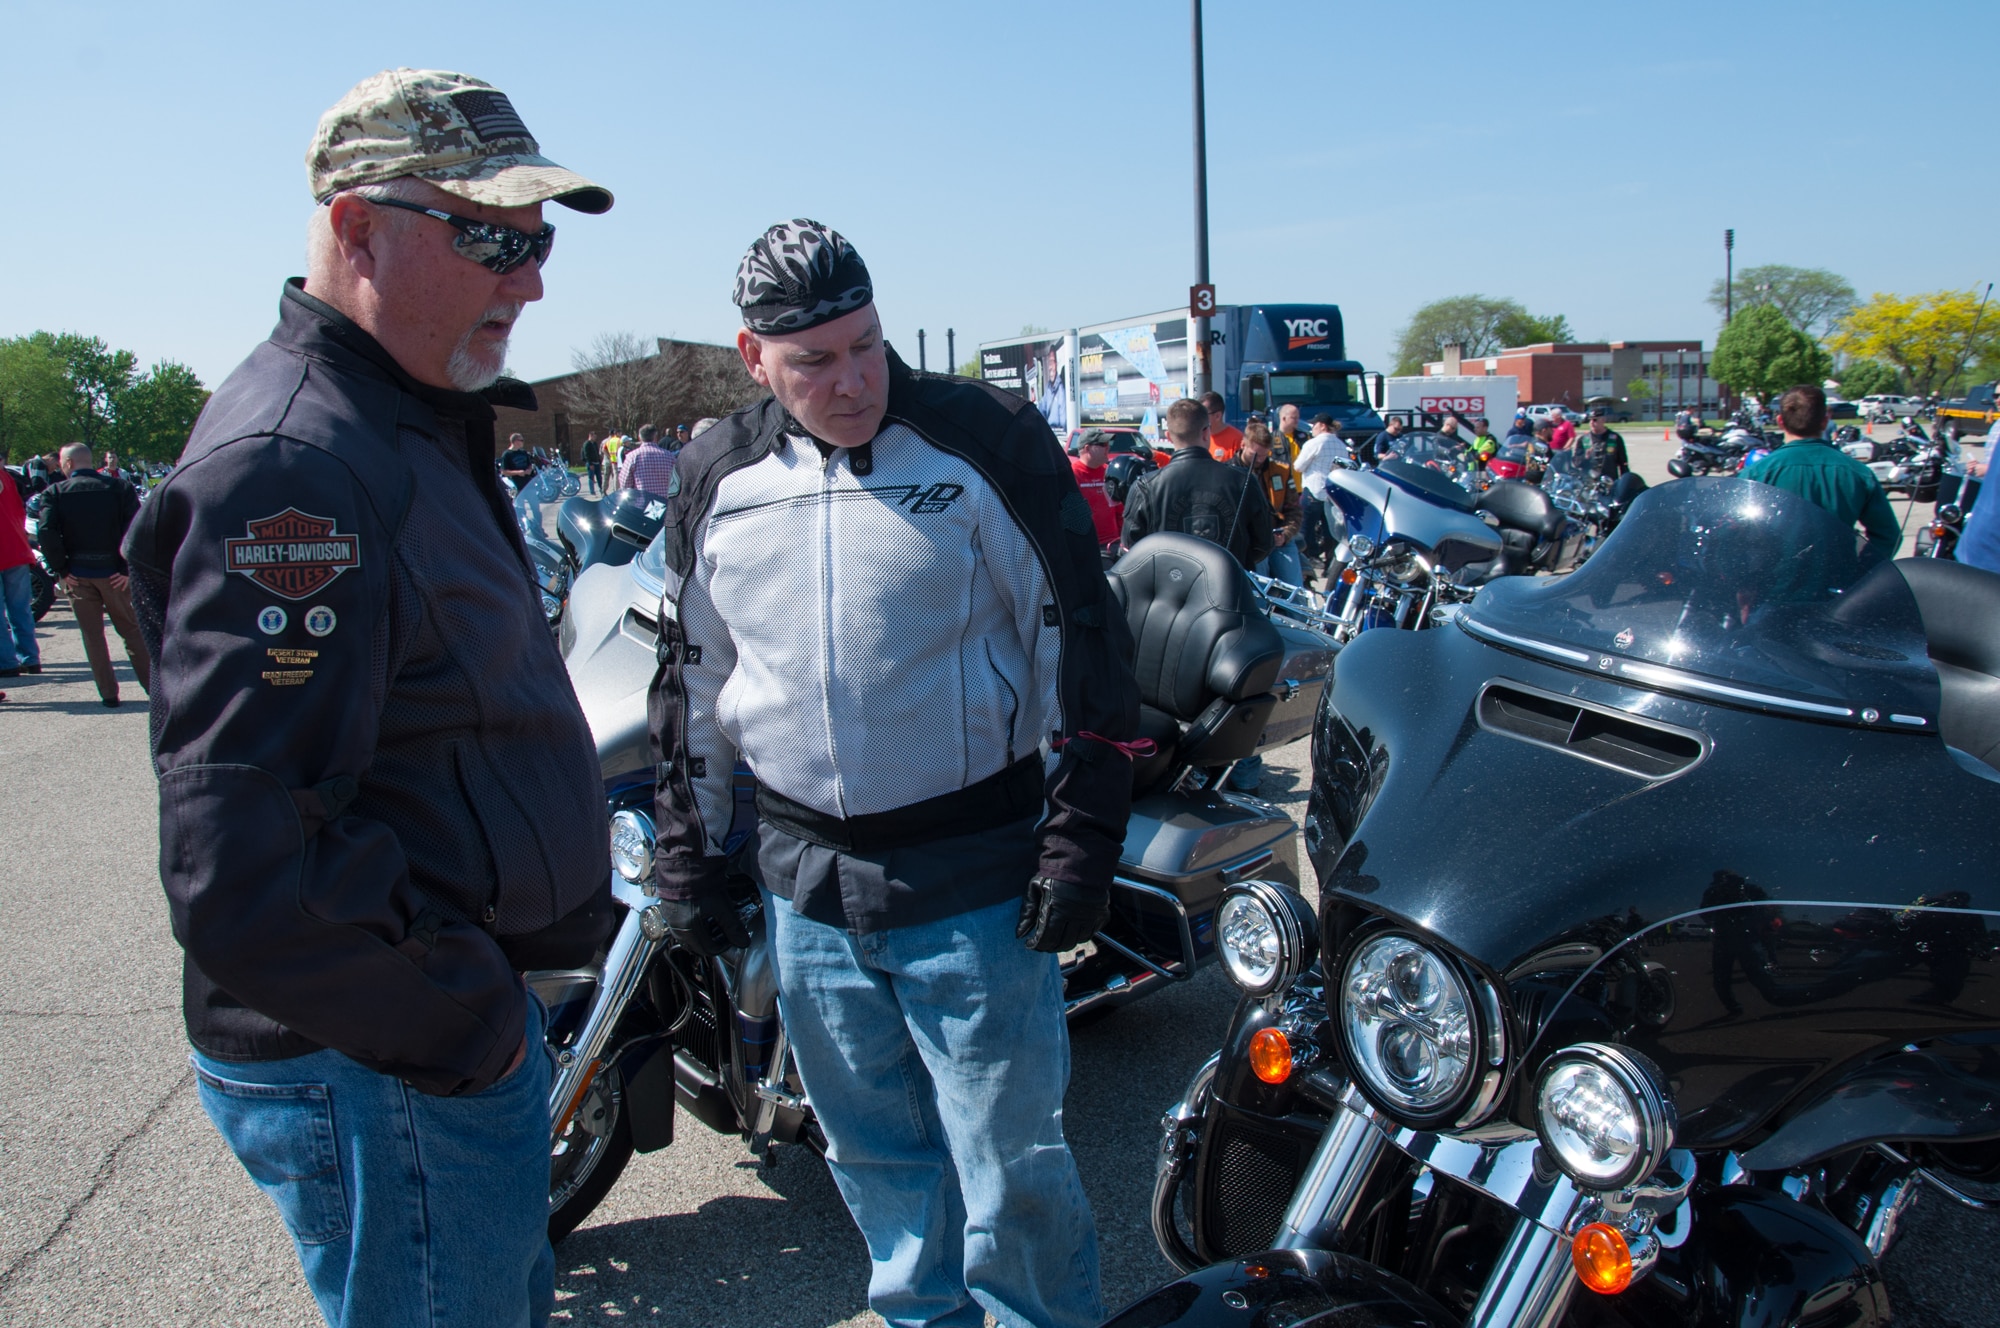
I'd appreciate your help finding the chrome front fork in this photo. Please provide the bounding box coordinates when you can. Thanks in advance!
[1273,1080,1577,1328]
[548,899,664,1141]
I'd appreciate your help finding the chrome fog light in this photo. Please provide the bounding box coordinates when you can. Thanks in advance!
[1339,933,1476,1121]
[1215,882,1318,996]
[1535,1043,1675,1191]
[609,809,656,886]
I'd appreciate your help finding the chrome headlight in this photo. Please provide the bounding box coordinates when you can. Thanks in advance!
[1215,882,1318,996]
[609,809,656,887]
[1339,933,1477,1122]
[1535,1043,1675,1191]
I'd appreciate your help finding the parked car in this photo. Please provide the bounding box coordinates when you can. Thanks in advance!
[1856,393,1921,421]
[1826,399,1860,421]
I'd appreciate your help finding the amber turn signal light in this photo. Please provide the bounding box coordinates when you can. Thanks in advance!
[1248,1027,1293,1084]
[1340,568,1359,585]
[1572,1222,1632,1294]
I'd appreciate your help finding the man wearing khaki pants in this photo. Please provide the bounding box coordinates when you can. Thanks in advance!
[38,442,151,707]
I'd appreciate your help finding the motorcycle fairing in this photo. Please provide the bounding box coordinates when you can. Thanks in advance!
[1312,623,2000,1150]
[1326,468,1501,570]
[1736,1038,2000,1171]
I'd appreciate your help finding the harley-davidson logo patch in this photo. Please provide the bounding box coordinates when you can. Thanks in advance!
[225,510,361,600]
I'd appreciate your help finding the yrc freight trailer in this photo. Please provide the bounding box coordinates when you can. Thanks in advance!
[980,304,1385,446]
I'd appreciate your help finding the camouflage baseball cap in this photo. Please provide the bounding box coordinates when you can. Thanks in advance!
[309,68,612,214]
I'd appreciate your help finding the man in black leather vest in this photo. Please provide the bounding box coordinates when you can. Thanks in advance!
[122,68,613,1328]
[1121,396,1273,569]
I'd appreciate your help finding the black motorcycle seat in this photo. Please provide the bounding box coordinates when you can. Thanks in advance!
[1609,472,1649,509]
[1895,558,2000,768]
[1107,534,1286,723]
[1476,480,1564,543]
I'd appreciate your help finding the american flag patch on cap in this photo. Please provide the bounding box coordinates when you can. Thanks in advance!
[449,89,531,143]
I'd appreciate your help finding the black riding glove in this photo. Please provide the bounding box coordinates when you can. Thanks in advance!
[660,875,751,957]
[1017,876,1109,953]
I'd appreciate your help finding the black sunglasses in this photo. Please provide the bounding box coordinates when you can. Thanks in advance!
[339,195,555,274]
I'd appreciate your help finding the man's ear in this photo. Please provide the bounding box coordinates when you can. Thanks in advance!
[326,195,382,281]
[736,329,770,388]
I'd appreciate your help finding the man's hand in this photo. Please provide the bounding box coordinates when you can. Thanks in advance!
[59,575,77,592]
[660,875,752,957]
[1017,876,1109,953]
[109,572,129,592]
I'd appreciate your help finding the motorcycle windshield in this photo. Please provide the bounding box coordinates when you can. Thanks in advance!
[1460,477,1941,728]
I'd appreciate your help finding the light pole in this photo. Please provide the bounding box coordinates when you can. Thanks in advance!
[947,328,956,376]
[1191,0,1212,397]
[918,328,927,373]
[1724,229,1734,324]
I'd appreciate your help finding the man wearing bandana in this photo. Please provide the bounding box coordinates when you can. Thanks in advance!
[648,219,1139,1327]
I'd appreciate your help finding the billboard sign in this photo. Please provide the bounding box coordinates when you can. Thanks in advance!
[1076,314,1190,441]
[980,334,1072,434]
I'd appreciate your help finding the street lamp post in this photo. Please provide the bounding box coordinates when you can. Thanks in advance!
[918,328,927,373]
[947,328,956,377]
[1724,229,1734,324]
[1191,0,1211,397]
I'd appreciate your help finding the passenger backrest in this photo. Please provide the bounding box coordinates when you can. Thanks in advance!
[1106,534,1286,722]
[1476,479,1563,542]
[1895,558,2000,768]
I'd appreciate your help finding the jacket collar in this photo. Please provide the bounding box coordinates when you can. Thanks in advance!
[275,278,537,419]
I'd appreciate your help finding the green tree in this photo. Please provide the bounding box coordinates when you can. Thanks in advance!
[1707,265,1857,339]
[1833,359,1900,399]
[109,360,209,460]
[42,332,137,445]
[1492,311,1575,349]
[0,334,73,461]
[1389,296,1523,375]
[957,358,980,378]
[1829,289,2000,398]
[1626,378,1655,405]
[1711,305,1832,402]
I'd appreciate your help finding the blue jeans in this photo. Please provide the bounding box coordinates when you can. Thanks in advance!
[1255,540,1304,587]
[0,563,36,670]
[192,996,554,1328]
[766,890,1102,1328]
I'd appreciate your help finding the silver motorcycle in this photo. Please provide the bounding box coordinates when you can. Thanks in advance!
[533,528,1323,1238]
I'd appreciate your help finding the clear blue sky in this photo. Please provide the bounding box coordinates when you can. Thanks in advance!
[3,0,1994,390]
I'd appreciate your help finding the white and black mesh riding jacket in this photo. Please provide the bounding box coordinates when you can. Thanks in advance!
[647,354,1140,919]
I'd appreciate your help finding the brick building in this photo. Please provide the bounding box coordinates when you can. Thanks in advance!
[490,336,757,461]
[1424,340,1719,414]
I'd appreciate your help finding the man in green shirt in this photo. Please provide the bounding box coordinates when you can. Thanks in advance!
[1741,384,1900,565]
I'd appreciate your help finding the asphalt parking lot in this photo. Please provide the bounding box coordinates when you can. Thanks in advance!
[1,437,1990,1326]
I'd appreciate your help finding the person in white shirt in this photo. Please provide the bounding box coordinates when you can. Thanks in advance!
[1292,413,1347,568]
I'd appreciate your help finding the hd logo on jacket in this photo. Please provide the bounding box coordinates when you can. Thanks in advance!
[225,509,362,600]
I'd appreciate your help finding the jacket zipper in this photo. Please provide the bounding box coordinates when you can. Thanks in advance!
[818,445,847,816]
[986,639,1019,766]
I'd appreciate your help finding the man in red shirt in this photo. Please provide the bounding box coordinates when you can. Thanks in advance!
[0,464,44,682]
[1548,408,1577,450]
[1070,430,1122,546]
[1203,392,1243,461]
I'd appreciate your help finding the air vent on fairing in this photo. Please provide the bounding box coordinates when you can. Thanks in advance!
[1476,682,1706,780]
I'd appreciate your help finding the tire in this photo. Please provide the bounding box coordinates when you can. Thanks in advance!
[548,1063,634,1244]
[27,563,54,621]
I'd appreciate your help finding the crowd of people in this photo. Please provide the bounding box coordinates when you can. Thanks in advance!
[502,418,715,505]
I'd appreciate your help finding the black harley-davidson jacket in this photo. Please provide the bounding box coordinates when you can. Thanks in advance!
[124,281,611,1096]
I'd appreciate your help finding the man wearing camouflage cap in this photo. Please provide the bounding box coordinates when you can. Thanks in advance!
[123,69,612,1327]
[649,220,1140,1326]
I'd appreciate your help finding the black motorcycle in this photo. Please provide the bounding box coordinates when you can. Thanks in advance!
[1113,478,2000,1328]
